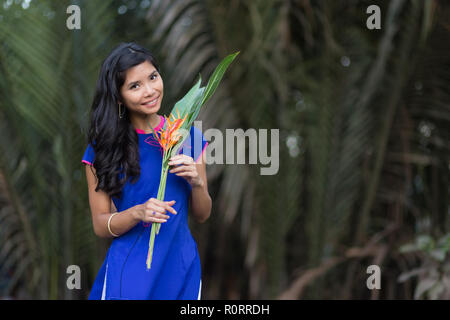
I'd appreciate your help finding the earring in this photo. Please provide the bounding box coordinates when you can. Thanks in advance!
[118,103,125,118]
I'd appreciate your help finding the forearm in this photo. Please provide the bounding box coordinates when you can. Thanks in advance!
[93,205,141,238]
[190,184,212,223]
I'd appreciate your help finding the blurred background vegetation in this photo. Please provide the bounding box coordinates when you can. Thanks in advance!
[0,0,449,300]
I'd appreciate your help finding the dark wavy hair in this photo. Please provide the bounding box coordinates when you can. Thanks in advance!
[86,42,161,199]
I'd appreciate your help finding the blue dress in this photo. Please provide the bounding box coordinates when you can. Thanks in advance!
[81,115,208,300]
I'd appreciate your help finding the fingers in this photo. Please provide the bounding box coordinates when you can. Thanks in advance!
[169,165,194,174]
[169,155,195,175]
[143,210,169,223]
[143,198,177,223]
[168,155,193,166]
[174,171,196,178]
[150,198,177,215]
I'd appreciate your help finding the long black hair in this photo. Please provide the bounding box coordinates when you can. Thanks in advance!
[86,42,161,199]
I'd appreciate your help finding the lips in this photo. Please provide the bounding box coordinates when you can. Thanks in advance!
[142,96,159,107]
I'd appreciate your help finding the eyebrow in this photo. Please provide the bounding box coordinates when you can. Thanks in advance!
[127,69,158,88]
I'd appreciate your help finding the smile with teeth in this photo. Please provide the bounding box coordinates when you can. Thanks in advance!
[142,97,159,107]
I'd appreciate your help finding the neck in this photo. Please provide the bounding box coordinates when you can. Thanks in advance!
[131,113,160,133]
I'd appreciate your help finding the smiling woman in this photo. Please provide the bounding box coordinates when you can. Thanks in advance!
[82,42,210,300]
[119,60,164,133]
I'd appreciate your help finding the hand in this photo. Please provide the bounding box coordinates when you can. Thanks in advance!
[168,154,204,188]
[135,198,177,223]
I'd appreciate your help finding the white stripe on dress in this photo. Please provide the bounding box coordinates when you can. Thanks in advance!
[197,280,202,300]
[101,263,108,300]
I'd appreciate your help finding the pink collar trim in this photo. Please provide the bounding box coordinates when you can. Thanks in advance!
[135,115,165,134]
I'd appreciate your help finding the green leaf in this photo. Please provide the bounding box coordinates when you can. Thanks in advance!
[200,51,240,107]
[171,89,205,157]
[171,75,203,122]
[168,52,239,155]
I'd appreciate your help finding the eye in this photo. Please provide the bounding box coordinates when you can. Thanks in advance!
[130,83,139,89]
[150,73,158,80]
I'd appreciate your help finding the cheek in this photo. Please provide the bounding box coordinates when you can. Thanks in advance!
[158,79,164,94]
[123,91,142,106]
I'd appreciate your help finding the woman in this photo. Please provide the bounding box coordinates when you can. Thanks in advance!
[81,42,211,300]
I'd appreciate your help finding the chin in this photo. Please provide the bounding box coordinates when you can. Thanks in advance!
[140,104,160,113]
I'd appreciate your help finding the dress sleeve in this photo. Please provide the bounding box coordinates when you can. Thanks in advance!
[81,143,95,166]
[179,125,208,163]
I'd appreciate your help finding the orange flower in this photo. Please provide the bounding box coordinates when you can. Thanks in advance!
[153,108,188,152]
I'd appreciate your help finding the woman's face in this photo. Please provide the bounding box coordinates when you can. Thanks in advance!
[119,60,163,116]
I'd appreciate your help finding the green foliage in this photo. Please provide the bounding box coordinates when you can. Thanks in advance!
[0,0,117,299]
[0,0,449,300]
[398,233,450,299]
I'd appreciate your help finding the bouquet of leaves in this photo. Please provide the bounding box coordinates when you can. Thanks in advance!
[145,52,239,269]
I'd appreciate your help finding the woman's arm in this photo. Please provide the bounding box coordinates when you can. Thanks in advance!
[189,152,212,223]
[85,165,177,238]
[85,165,141,238]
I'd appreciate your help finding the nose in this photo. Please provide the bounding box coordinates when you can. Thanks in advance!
[144,82,156,97]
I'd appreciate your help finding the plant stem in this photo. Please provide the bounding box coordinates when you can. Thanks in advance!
[146,150,170,269]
